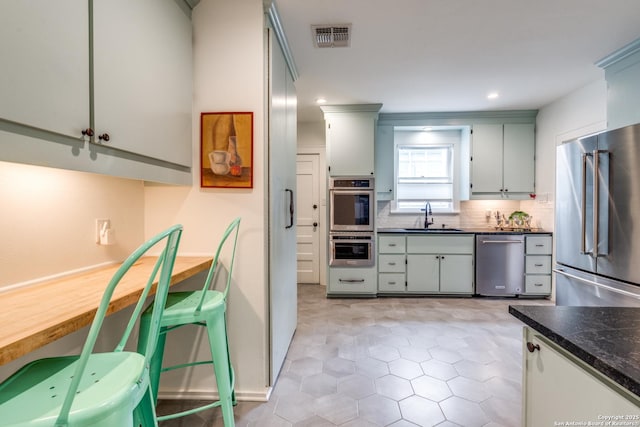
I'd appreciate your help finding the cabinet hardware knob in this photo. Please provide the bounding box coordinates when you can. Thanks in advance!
[81,128,94,137]
[504,188,509,192]
[313,204,318,209]
[313,222,318,227]
[441,256,445,260]
[98,133,110,142]
[526,342,540,353]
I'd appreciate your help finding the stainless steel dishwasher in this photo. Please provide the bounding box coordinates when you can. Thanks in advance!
[475,234,524,296]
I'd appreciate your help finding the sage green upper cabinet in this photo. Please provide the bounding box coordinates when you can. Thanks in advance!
[374,125,394,199]
[471,123,535,199]
[321,104,382,176]
[94,0,192,167]
[0,0,89,137]
[0,0,192,184]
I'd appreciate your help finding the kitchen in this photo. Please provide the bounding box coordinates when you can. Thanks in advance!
[1,0,640,426]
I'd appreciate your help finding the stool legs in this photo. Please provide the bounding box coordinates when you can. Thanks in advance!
[137,316,166,404]
[206,310,236,427]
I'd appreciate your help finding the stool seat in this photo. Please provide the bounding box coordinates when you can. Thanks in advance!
[161,290,224,323]
[0,353,146,426]
[139,217,240,426]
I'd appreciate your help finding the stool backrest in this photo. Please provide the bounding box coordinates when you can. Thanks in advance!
[197,217,241,312]
[55,224,183,426]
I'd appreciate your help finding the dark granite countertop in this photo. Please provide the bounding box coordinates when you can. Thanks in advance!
[509,305,640,397]
[378,227,551,235]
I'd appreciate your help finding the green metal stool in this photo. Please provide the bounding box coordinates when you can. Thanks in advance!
[138,217,240,426]
[0,224,183,427]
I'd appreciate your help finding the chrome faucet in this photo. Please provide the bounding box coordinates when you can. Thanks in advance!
[422,201,434,228]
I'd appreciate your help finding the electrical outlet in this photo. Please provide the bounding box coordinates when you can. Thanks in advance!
[95,219,110,244]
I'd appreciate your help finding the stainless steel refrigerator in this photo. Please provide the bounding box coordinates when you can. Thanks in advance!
[555,123,640,307]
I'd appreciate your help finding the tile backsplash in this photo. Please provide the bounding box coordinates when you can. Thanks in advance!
[377,199,554,231]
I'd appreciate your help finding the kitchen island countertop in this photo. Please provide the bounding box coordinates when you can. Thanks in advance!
[509,305,640,397]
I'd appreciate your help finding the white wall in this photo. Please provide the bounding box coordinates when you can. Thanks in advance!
[143,0,270,399]
[0,161,145,381]
[0,161,144,288]
[535,78,608,200]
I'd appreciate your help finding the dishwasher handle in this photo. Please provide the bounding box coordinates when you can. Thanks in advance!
[480,240,524,244]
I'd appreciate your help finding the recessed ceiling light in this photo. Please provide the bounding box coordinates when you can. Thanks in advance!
[316,97,327,104]
[487,92,499,100]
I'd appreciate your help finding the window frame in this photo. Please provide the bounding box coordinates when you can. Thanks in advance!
[390,128,466,214]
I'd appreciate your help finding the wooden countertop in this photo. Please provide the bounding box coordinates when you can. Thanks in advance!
[0,256,212,365]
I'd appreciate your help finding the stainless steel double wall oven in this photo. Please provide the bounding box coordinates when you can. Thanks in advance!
[329,177,375,266]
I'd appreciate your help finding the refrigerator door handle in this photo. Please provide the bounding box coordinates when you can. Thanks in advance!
[580,153,589,255]
[593,150,599,259]
[285,188,294,229]
[594,149,609,257]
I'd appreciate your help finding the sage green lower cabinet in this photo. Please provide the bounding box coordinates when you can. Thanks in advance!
[522,327,639,426]
[407,253,474,294]
[328,267,377,296]
[523,235,552,296]
[378,234,474,295]
[407,235,474,294]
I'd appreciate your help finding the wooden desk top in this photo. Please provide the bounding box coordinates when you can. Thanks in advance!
[0,256,212,365]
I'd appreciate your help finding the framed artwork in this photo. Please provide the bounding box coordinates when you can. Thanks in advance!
[200,112,253,188]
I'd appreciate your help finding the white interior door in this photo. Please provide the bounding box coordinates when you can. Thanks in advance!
[296,154,320,284]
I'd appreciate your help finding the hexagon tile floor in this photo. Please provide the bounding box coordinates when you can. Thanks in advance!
[156,284,551,427]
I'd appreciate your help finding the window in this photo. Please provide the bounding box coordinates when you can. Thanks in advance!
[397,145,454,211]
[392,127,469,214]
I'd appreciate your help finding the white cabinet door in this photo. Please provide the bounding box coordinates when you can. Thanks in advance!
[523,328,640,426]
[406,254,439,293]
[471,124,503,193]
[93,0,192,167]
[471,123,535,198]
[0,0,88,137]
[326,115,375,176]
[439,254,474,293]
[503,124,535,194]
[375,125,394,199]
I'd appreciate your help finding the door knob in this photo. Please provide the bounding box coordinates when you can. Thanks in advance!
[526,342,540,353]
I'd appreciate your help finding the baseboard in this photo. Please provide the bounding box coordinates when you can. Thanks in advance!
[157,387,273,402]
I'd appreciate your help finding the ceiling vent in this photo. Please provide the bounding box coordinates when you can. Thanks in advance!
[311,25,351,48]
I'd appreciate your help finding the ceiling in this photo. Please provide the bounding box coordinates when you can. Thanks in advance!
[273,0,640,123]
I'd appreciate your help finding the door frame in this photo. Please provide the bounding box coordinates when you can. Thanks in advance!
[296,147,327,287]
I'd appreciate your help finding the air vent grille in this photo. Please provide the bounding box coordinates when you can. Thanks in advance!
[312,25,351,48]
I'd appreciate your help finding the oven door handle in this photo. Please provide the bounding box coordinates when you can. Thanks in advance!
[285,189,294,229]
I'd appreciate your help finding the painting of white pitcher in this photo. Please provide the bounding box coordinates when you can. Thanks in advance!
[200,112,254,188]
[209,150,231,175]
